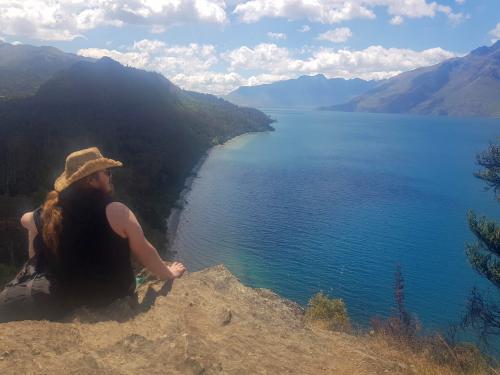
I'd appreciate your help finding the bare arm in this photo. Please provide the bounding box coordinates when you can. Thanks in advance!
[20,211,37,259]
[106,202,186,281]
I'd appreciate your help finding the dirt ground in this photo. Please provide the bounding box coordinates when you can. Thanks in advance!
[0,265,447,374]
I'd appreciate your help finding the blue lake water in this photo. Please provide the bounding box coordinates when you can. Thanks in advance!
[171,109,500,333]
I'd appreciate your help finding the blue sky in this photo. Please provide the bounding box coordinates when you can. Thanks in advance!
[1,0,499,95]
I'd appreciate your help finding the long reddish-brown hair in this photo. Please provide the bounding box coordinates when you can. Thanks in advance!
[41,190,63,253]
[41,173,101,254]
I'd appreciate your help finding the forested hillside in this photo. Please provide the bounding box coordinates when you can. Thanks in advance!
[0,57,273,279]
[0,42,88,99]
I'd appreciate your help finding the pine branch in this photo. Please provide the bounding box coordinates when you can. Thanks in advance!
[462,287,500,342]
[465,242,500,288]
[474,142,500,200]
[467,210,500,257]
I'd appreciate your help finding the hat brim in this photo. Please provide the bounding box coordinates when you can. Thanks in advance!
[54,158,123,192]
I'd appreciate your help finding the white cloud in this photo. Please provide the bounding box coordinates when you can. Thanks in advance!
[267,32,287,40]
[298,25,311,32]
[234,0,375,24]
[390,16,404,25]
[245,73,290,86]
[434,5,466,25]
[79,40,457,95]
[447,12,467,25]
[0,1,466,42]
[490,23,500,43]
[456,0,465,4]
[79,41,296,94]
[11,40,23,45]
[0,0,227,41]
[80,41,241,94]
[233,0,463,25]
[316,27,352,43]
[306,46,456,78]
[172,71,291,94]
[223,43,291,72]
[150,25,167,34]
[78,40,219,74]
[223,43,457,81]
[172,71,245,95]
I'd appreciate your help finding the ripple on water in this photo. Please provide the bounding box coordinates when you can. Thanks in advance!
[172,110,500,332]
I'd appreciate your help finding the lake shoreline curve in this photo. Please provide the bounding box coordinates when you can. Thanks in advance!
[165,129,275,255]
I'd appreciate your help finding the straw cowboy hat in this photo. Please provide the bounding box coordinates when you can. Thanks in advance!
[54,147,123,192]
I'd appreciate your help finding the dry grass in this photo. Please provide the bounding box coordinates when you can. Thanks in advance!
[362,332,499,375]
[305,292,499,375]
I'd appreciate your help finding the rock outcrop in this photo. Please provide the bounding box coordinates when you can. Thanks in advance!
[0,265,432,374]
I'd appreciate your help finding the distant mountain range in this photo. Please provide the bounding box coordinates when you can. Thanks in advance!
[323,41,500,118]
[225,74,378,108]
[2,40,500,120]
[0,42,89,98]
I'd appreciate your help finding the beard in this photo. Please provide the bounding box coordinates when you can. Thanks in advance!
[105,182,115,197]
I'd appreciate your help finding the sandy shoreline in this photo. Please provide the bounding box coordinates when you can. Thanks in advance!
[165,152,208,249]
[165,130,268,252]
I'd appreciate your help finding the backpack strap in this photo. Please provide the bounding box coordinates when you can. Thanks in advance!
[31,206,49,273]
[33,207,43,233]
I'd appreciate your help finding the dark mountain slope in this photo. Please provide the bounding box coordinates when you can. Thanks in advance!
[0,42,88,98]
[325,41,500,117]
[0,57,273,261]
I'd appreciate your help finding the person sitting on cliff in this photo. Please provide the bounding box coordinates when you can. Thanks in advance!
[0,147,185,322]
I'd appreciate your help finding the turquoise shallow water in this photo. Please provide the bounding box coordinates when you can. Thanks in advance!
[171,109,500,332]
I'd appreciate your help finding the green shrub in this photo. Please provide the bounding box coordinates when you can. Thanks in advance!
[305,292,350,332]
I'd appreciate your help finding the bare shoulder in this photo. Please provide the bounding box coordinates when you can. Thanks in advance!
[106,201,129,216]
[105,202,130,238]
[20,211,37,233]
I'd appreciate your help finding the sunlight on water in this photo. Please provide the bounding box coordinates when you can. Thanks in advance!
[172,109,500,332]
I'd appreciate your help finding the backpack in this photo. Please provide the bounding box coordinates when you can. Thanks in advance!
[0,208,64,322]
[5,207,45,287]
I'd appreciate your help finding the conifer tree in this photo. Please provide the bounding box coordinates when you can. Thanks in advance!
[463,142,500,339]
[395,264,411,332]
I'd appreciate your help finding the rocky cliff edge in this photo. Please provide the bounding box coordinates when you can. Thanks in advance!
[0,265,445,374]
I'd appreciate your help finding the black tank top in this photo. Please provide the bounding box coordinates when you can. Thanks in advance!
[34,188,136,308]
